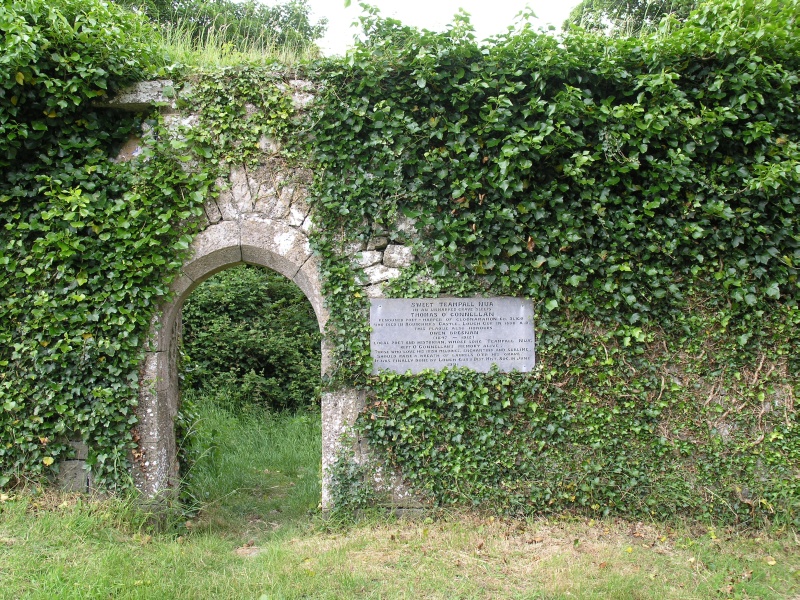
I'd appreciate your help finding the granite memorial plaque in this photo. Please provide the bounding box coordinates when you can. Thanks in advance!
[370,297,535,374]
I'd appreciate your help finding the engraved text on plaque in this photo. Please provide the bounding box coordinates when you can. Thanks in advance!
[370,297,535,374]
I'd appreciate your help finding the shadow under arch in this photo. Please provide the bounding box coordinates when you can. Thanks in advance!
[133,216,331,501]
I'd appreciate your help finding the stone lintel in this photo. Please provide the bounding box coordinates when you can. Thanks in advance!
[95,80,175,111]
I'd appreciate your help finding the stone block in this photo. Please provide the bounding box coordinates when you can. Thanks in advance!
[252,171,290,217]
[362,264,401,284]
[258,135,280,153]
[366,236,389,251]
[241,217,311,280]
[287,189,311,226]
[95,80,174,111]
[69,441,88,460]
[355,250,383,269]
[364,284,385,298]
[182,221,242,281]
[113,136,143,163]
[137,357,173,445]
[56,461,90,493]
[341,241,366,256]
[320,337,334,378]
[390,216,418,240]
[132,439,179,499]
[293,255,328,330]
[382,244,414,268]
[321,388,366,509]
[288,203,308,227]
[269,185,294,220]
[300,213,316,234]
[204,199,222,224]
[289,81,315,110]
[227,165,254,217]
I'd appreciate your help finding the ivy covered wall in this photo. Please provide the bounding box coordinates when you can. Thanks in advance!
[0,0,211,489]
[1,0,798,525]
[307,0,800,525]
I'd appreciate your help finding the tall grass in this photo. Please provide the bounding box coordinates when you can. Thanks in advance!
[155,17,318,68]
[179,388,322,536]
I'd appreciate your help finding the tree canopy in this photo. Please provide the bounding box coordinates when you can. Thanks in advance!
[566,0,698,35]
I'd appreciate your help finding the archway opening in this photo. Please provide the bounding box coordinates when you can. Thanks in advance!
[177,263,322,532]
[134,218,336,510]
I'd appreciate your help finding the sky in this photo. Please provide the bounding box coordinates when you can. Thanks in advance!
[302,0,584,56]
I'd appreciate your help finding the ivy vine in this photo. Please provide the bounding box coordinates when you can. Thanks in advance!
[1,0,798,528]
[303,0,799,525]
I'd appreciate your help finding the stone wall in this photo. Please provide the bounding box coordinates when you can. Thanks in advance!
[79,80,418,508]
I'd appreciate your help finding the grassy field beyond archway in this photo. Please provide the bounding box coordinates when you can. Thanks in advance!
[176,264,323,534]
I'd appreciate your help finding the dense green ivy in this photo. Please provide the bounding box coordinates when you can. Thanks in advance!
[1,0,798,527]
[0,0,210,488]
[305,0,799,525]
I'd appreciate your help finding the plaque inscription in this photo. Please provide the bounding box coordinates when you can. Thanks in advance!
[370,297,535,374]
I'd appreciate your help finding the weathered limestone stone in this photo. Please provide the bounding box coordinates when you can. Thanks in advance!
[294,255,329,329]
[271,186,295,220]
[56,441,92,493]
[382,244,414,268]
[204,199,222,224]
[258,135,280,153]
[163,113,199,131]
[363,264,401,284]
[95,80,175,111]
[241,217,311,279]
[364,283,385,298]
[300,213,314,234]
[132,439,178,498]
[353,447,425,508]
[366,236,389,251]
[56,461,90,493]
[321,388,366,508]
[391,216,418,239]
[113,136,142,163]
[137,351,179,443]
[69,441,88,460]
[181,221,242,281]
[289,79,315,109]
[355,250,383,269]
[228,165,255,217]
[342,241,366,256]
[288,197,311,227]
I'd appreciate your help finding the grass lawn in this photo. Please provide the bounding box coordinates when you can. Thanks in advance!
[1,397,798,599]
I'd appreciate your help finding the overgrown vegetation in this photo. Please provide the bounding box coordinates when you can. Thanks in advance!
[177,389,321,530]
[181,265,321,412]
[118,0,326,50]
[0,0,210,488]
[117,0,327,66]
[1,0,798,530]
[567,0,698,35]
[306,0,800,525]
